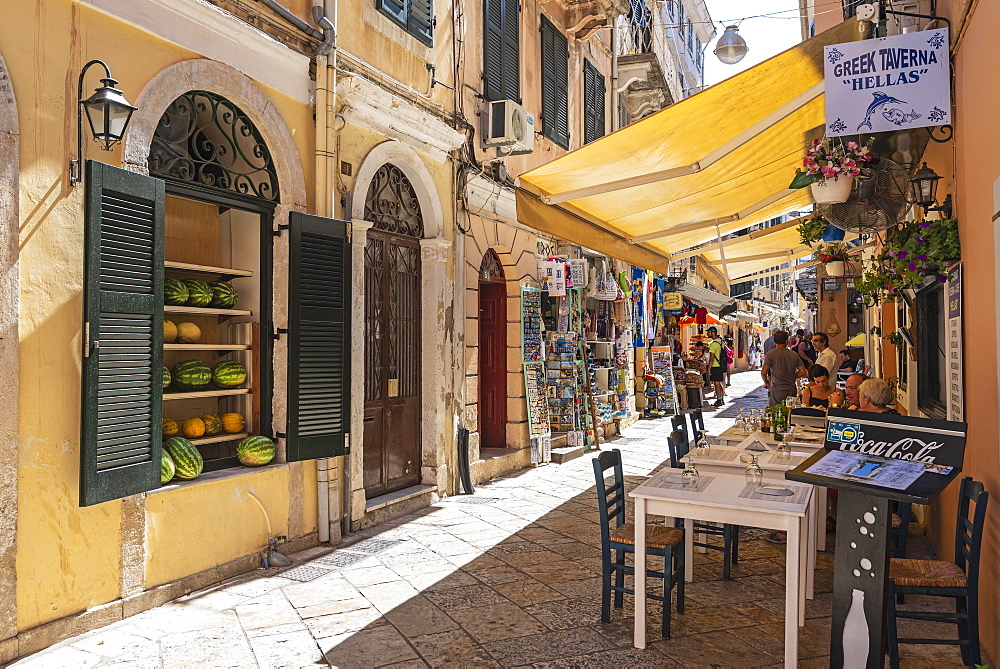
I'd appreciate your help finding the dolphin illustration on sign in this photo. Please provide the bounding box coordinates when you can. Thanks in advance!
[857,92,907,131]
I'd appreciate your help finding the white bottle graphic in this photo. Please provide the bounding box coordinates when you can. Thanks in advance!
[843,588,870,667]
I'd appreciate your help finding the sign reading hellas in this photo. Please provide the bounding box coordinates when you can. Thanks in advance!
[824,28,951,136]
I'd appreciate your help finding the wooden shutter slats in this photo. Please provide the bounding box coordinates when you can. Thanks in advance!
[81,161,164,506]
[286,213,351,461]
[541,16,569,148]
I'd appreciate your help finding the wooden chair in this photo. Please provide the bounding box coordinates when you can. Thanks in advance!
[887,477,989,667]
[593,449,684,638]
[668,430,740,579]
[670,415,690,450]
[687,409,705,448]
[890,501,913,559]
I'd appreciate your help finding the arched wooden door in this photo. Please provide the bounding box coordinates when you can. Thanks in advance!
[363,164,423,498]
[478,250,507,448]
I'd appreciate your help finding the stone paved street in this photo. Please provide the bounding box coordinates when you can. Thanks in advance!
[8,372,966,668]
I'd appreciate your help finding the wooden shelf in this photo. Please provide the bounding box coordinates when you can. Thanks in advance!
[187,432,248,446]
[165,305,253,317]
[165,260,253,278]
[164,343,251,351]
[163,388,251,401]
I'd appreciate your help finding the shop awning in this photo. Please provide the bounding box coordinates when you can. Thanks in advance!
[677,282,735,313]
[680,315,725,326]
[844,332,866,347]
[701,224,814,281]
[516,20,862,263]
[724,310,761,323]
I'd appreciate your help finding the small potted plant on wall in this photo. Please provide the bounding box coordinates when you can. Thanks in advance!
[789,137,874,204]
[880,217,961,288]
[815,241,855,277]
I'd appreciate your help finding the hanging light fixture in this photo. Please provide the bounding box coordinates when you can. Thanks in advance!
[910,162,953,218]
[714,25,748,65]
[69,60,138,186]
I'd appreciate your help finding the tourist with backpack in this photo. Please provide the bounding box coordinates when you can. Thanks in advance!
[706,326,727,407]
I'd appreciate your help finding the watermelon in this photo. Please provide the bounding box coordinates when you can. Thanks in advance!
[201,414,222,436]
[221,412,246,434]
[237,435,276,466]
[183,279,213,307]
[161,449,176,484]
[164,278,189,305]
[209,281,239,309]
[163,437,204,480]
[172,360,212,390]
[212,361,247,388]
[162,366,171,388]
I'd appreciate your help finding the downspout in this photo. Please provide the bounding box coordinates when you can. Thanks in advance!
[310,0,337,543]
[610,19,619,131]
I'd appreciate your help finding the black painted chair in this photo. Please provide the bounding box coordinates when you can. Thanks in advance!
[887,477,989,668]
[668,430,740,579]
[593,449,684,638]
[687,409,705,449]
[670,415,690,450]
[890,501,913,559]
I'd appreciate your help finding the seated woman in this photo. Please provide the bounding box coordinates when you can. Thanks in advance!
[801,364,836,408]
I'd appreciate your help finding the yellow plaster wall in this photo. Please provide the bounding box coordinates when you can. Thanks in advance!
[145,469,290,588]
[10,0,317,630]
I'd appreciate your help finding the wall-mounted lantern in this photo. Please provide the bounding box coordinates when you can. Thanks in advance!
[69,60,138,186]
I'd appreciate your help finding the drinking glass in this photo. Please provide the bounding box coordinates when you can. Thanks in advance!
[681,456,700,487]
[745,455,764,487]
[696,431,712,457]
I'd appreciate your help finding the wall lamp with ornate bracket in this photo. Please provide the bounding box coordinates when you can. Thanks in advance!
[69,60,138,186]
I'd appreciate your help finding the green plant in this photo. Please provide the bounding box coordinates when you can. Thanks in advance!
[884,331,905,348]
[797,215,830,247]
[881,217,961,288]
[854,266,894,303]
[869,325,882,336]
[790,136,874,188]
[885,376,900,401]
[814,241,855,263]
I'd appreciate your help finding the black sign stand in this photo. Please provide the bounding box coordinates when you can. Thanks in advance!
[786,408,966,668]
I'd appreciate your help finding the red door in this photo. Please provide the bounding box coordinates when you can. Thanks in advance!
[478,281,507,447]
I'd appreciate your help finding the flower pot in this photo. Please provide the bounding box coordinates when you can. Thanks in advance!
[825,260,846,276]
[811,176,854,204]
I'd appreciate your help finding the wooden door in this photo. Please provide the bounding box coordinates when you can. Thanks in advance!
[478,281,507,447]
[363,230,422,497]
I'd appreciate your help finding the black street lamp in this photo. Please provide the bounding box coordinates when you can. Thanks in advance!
[69,60,138,186]
[910,162,953,218]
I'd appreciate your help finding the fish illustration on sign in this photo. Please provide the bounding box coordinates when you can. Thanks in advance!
[857,91,908,131]
[882,108,922,126]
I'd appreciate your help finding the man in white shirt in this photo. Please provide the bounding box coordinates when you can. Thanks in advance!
[812,332,837,378]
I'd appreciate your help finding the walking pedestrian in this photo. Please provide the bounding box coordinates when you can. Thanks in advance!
[706,326,726,407]
[724,336,735,387]
[793,328,816,367]
[762,328,778,354]
[761,331,807,406]
[812,332,837,378]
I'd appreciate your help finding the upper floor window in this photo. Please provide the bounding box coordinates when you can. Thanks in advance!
[687,21,694,54]
[377,0,434,46]
[540,16,569,148]
[583,59,606,144]
[677,0,684,25]
[483,0,520,102]
[666,0,674,19]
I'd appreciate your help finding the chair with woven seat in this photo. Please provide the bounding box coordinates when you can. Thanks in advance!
[668,430,740,579]
[593,449,684,638]
[887,477,989,668]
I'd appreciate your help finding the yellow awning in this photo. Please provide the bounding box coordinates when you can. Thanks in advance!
[516,20,862,264]
[701,224,813,279]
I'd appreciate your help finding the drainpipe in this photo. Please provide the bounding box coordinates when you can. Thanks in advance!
[610,19,619,130]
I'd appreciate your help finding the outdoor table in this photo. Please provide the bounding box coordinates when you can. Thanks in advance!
[688,440,826,554]
[715,425,825,451]
[631,470,814,666]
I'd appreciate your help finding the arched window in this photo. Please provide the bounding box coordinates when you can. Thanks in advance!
[148,90,279,202]
[364,164,424,238]
[480,248,505,283]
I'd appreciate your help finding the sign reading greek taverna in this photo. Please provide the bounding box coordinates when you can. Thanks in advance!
[824,28,951,136]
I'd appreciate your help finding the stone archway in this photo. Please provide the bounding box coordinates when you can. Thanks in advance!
[0,47,19,646]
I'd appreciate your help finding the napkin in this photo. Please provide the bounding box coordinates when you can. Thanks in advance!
[734,433,770,452]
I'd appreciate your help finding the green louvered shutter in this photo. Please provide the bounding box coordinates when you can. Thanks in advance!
[286,212,351,461]
[377,0,408,27]
[501,0,520,101]
[583,59,606,144]
[409,0,434,46]
[540,16,569,148]
[485,0,520,102]
[81,161,165,507]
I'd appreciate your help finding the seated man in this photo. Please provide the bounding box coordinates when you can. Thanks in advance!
[830,372,868,410]
[857,378,900,414]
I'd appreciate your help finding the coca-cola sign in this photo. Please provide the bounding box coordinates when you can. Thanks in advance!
[824,409,966,468]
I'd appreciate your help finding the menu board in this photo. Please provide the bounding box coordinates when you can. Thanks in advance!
[521,288,544,363]
[947,263,963,422]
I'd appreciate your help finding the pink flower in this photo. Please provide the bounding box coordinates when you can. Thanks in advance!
[846,141,858,150]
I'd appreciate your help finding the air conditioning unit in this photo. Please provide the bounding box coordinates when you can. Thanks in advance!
[484,100,535,154]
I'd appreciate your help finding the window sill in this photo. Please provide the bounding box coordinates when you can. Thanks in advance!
[148,462,289,495]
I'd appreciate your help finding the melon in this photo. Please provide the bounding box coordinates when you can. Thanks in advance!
[221,412,246,434]
[162,417,179,438]
[181,417,206,439]
[161,449,176,484]
[237,435,276,466]
[175,322,202,344]
[212,361,247,388]
[201,414,222,436]
[209,281,239,309]
[183,279,213,307]
[172,360,212,390]
[163,437,204,480]
[164,320,178,343]
[164,278,189,305]
[162,366,171,389]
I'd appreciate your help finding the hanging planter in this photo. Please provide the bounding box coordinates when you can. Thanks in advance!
[825,260,846,276]
[811,176,854,204]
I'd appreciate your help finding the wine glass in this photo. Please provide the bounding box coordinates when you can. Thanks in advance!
[696,430,712,457]
[775,428,793,461]
[745,454,764,487]
[681,455,700,487]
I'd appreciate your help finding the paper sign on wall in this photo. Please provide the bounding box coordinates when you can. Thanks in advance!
[824,28,951,136]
